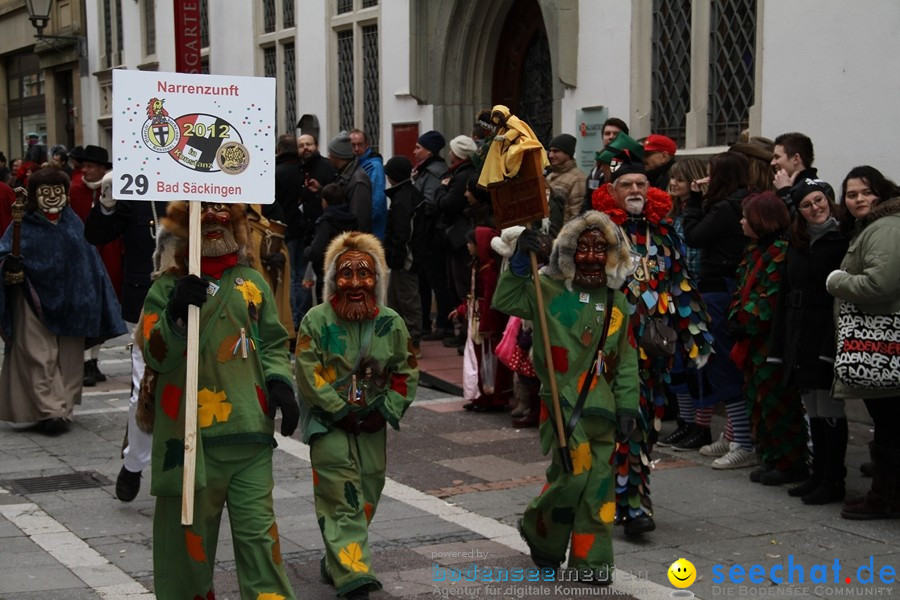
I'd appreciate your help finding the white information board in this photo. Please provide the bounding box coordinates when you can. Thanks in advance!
[112,69,275,203]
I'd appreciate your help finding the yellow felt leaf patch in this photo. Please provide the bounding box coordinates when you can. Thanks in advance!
[197,388,232,428]
[256,594,285,600]
[313,363,337,389]
[599,501,616,524]
[236,279,263,306]
[338,542,369,573]
[608,306,624,336]
[570,441,592,475]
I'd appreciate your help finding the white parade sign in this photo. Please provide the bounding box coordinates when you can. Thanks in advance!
[112,69,275,203]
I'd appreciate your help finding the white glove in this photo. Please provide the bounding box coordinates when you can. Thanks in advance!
[825,269,843,291]
[99,171,116,210]
[693,353,710,370]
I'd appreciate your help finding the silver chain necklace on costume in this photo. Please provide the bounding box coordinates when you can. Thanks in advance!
[149,201,159,239]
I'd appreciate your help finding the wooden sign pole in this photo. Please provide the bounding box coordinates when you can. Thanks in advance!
[181,202,201,525]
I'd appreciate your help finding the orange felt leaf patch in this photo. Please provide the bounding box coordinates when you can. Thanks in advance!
[364,502,374,523]
[185,529,207,562]
[217,334,241,363]
[295,334,312,353]
[268,522,283,565]
[142,312,159,342]
[312,468,319,487]
[571,532,595,560]
[161,384,182,421]
[197,388,232,428]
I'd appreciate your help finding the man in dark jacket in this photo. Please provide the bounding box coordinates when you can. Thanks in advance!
[293,134,334,324]
[84,175,167,502]
[312,131,372,234]
[435,135,478,346]
[772,132,818,213]
[642,134,677,192]
[305,183,358,304]
[384,156,425,355]
[412,130,452,340]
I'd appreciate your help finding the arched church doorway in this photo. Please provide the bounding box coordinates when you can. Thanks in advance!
[491,0,553,145]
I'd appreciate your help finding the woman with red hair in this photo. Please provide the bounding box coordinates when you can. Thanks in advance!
[730,191,808,485]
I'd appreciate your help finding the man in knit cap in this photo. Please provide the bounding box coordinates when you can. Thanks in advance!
[320,130,372,233]
[546,133,587,238]
[295,231,418,600]
[412,130,454,341]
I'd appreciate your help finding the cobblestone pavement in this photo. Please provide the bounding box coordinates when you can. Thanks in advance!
[0,336,897,599]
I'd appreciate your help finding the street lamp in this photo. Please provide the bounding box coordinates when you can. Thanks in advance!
[25,0,53,37]
[24,0,85,58]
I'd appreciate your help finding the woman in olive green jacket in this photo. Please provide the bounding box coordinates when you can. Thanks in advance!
[825,165,900,520]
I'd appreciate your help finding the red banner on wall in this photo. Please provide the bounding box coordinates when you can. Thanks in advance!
[174,1,202,74]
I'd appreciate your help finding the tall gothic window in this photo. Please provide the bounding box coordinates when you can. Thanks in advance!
[332,0,380,149]
[708,0,756,145]
[143,0,156,57]
[258,1,298,133]
[651,0,691,147]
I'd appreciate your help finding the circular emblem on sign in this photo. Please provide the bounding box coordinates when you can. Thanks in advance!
[142,116,181,153]
[217,142,250,175]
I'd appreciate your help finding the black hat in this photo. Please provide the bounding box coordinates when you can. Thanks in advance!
[608,162,647,184]
[549,133,577,158]
[791,178,835,205]
[417,130,446,155]
[78,145,111,168]
[384,155,413,183]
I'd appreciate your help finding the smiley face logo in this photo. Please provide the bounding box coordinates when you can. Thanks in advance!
[668,558,696,588]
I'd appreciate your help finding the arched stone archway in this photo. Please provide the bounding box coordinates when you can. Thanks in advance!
[409,0,578,140]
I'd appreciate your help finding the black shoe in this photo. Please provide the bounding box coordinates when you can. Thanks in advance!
[83,360,97,387]
[788,475,821,497]
[41,418,70,436]
[760,465,808,486]
[657,419,692,447]
[115,466,142,502]
[345,589,370,600]
[623,515,656,537]
[802,482,845,505]
[860,461,874,477]
[457,344,465,356]
[750,461,775,483]
[442,334,465,347]
[91,358,107,383]
[672,426,711,452]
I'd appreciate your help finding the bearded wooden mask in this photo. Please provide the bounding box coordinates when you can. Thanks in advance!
[331,249,378,321]
[572,228,609,289]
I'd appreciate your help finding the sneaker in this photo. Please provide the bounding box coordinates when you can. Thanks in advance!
[657,419,692,447]
[672,426,712,452]
[699,432,731,457]
[711,443,758,470]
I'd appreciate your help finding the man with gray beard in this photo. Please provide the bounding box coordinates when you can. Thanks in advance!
[139,201,299,599]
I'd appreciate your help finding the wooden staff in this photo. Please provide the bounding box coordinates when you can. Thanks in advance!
[4,188,27,286]
[530,252,573,473]
[182,201,201,525]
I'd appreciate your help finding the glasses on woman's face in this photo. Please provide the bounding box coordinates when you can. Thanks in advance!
[798,194,828,212]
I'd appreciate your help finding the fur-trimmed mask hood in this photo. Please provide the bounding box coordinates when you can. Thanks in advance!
[152,201,252,278]
[322,231,388,305]
[542,210,635,290]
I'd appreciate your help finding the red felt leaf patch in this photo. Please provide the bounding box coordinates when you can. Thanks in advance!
[161,384,182,421]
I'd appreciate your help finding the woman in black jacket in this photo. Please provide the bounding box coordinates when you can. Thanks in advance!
[682,152,755,469]
[769,179,849,504]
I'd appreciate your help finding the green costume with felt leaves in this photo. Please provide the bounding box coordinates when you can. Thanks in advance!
[492,211,640,577]
[141,202,295,600]
[295,303,417,596]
